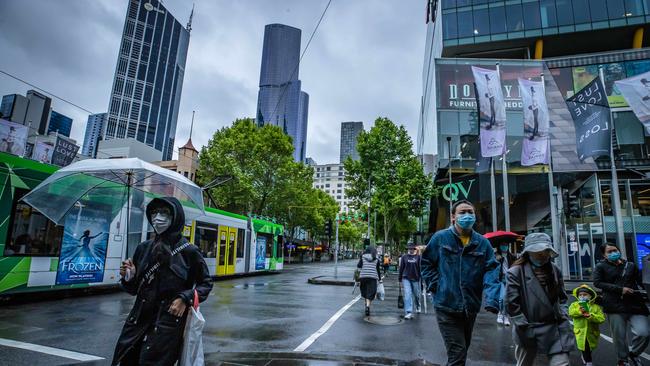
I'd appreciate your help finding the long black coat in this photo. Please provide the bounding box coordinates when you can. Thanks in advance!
[593,259,649,315]
[112,197,213,366]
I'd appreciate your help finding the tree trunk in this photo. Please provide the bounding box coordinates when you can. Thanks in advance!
[383,214,389,246]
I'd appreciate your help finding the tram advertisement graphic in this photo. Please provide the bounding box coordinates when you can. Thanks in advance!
[566,77,611,162]
[472,66,507,158]
[255,236,266,270]
[56,204,110,285]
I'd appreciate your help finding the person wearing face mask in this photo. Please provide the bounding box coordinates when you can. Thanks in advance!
[399,243,422,319]
[506,232,575,366]
[568,285,605,366]
[421,200,500,366]
[593,242,650,366]
[496,242,516,326]
[112,197,213,366]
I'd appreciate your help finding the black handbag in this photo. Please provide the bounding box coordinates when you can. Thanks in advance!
[398,284,404,309]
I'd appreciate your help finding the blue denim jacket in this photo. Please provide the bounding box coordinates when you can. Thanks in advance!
[421,226,500,314]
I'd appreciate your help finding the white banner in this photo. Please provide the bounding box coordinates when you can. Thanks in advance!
[472,66,507,157]
[519,78,550,166]
[615,70,650,134]
[0,119,28,157]
[32,141,54,164]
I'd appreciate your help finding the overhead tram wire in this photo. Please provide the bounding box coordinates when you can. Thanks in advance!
[267,0,333,122]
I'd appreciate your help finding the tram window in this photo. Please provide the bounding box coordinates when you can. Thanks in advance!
[236,228,245,258]
[265,234,273,258]
[195,226,217,258]
[5,190,63,257]
[219,231,227,265]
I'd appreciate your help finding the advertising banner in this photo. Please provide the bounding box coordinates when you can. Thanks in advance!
[56,204,110,285]
[472,66,507,157]
[518,79,550,166]
[615,70,650,134]
[32,141,54,164]
[0,119,28,156]
[566,77,611,161]
[51,136,80,167]
[255,235,267,270]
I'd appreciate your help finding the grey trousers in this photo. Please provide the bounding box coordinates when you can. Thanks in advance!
[514,346,569,366]
[436,310,477,366]
[609,313,650,361]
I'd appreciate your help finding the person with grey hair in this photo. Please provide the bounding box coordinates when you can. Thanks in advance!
[506,233,575,366]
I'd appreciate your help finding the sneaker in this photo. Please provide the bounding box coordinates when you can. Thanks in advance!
[497,314,504,324]
[416,306,421,313]
[404,313,414,320]
[504,316,510,326]
[629,355,642,366]
[365,306,370,316]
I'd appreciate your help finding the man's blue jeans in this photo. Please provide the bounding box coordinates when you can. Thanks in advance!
[402,279,421,314]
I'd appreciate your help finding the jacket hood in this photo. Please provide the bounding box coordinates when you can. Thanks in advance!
[362,253,376,261]
[572,284,597,303]
[146,197,186,240]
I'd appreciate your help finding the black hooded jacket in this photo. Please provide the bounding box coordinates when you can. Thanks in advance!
[112,197,212,366]
[593,258,649,315]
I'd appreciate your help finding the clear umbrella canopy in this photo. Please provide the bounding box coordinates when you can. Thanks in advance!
[21,158,204,225]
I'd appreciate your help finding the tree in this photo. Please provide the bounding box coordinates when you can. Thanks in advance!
[338,219,364,251]
[345,117,432,246]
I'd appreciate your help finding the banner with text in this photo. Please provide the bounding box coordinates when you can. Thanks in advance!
[472,66,507,157]
[566,77,611,162]
[0,119,28,157]
[615,70,650,134]
[51,136,80,167]
[519,78,550,166]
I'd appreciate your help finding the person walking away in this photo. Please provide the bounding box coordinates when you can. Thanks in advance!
[112,197,213,366]
[358,245,381,316]
[383,254,390,275]
[496,242,516,326]
[421,200,500,366]
[506,233,575,366]
[399,243,422,319]
[593,242,650,366]
[568,285,605,366]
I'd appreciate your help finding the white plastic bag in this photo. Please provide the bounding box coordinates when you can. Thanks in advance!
[180,291,205,366]
[377,282,385,301]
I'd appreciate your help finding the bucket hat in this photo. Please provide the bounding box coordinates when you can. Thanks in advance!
[522,232,558,257]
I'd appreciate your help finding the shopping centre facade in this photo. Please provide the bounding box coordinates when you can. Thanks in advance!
[417,0,650,279]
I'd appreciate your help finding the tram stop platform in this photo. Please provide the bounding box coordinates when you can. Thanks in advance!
[204,352,439,365]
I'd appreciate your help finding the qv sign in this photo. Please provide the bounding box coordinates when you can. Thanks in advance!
[442,179,475,202]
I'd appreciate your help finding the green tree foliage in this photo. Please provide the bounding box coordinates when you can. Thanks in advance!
[337,217,365,251]
[344,117,432,246]
[197,118,336,238]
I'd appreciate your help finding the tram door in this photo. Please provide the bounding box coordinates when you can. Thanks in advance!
[216,227,238,275]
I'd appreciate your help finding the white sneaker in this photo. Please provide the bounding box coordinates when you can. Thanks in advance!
[416,306,421,313]
[504,316,510,326]
[404,313,414,320]
[497,314,504,324]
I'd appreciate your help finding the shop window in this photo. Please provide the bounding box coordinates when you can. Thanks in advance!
[4,189,63,256]
[457,10,474,38]
[472,8,489,35]
[523,2,542,30]
[506,4,524,32]
[489,5,507,34]
[540,0,558,27]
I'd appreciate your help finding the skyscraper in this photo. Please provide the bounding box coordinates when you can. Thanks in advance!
[104,0,191,161]
[339,121,364,163]
[256,24,309,162]
[0,94,28,122]
[82,113,107,157]
[25,90,51,135]
[47,111,73,137]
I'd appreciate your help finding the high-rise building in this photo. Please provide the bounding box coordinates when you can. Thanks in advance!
[47,111,73,137]
[0,94,28,123]
[418,1,650,276]
[340,121,364,163]
[82,113,107,157]
[256,24,309,162]
[104,0,191,161]
[25,90,52,134]
[312,163,350,212]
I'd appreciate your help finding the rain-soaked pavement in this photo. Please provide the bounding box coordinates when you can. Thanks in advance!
[0,259,639,365]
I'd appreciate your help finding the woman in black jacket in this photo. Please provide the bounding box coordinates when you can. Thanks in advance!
[112,197,213,366]
[593,242,650,366]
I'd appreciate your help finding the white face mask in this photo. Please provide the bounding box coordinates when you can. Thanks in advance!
[151,212,171,234]
[578,295,590,302]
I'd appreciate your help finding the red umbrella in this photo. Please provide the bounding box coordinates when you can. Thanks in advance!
[484,231,519,240]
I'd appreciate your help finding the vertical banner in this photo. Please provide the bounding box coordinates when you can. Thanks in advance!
[0,119,28,156]
[56,204,110,285]
[615,70,650,134]
[519,79,550,166]
[471,66,507,157]
[51,136,80,167]
[32,141,54,164]
[255,235,267,270]
[566,77,611,161]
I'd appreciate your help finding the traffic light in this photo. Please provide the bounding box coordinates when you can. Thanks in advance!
[567,194,581,218]
[363,238,370,248]
[325,220,332,237]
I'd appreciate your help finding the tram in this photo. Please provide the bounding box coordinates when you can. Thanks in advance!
[0,152,283,296]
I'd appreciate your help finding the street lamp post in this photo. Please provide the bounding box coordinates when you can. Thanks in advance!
[447,137,452,224]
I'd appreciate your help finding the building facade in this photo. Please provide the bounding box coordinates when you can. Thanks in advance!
[154,138,199,182]
[47,111,72,137]
[82,113,107,157]
[256,24,309,162]
[312,163,350,212]
[340,121,364,163]
[0,94,28,122]
[418,0,650,279]
[96,137,162,162]
[104,0,190,161]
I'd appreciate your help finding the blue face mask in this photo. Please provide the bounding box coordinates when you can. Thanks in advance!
[456,214,476,230]
[607,252,621,262]
[500,245,509,252]
[529,257,549,267]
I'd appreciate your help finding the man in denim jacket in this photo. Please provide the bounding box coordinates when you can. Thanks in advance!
[421,200,500,366]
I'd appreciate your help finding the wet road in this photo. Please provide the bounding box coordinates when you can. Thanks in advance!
[0,259,643,365]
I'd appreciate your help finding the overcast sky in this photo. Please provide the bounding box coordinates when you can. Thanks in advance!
[0,0,426,163]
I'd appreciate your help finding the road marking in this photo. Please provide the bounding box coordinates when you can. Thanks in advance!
[0,338,104,361]
[599,333,650,361]
[294,295,361,352]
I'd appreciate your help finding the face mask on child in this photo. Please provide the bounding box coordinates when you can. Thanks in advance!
[578,295,590,302]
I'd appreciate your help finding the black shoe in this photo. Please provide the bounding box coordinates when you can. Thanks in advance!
[629,355,642,366]
[365,306,370,316]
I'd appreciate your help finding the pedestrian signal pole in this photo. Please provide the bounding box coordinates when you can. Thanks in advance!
[335,214,340,278]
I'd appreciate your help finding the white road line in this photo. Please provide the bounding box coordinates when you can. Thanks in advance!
[599,333,650,361]
[0,338,104,361]
[293,295,361,352]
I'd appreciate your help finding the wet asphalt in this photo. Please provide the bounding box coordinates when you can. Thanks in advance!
[0,260,633,365]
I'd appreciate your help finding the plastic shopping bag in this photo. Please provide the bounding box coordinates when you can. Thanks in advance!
[377,282,385,301]
[180,290,205,366]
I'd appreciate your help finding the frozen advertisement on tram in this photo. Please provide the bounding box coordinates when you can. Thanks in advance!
[56,204,110,285]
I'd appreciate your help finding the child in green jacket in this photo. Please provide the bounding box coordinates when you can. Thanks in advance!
[569,284,606,366]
